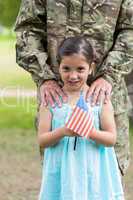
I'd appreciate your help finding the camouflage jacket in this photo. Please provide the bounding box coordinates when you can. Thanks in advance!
[15,0,133,114]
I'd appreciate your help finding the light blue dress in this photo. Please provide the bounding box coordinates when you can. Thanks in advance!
[39,102,124,200]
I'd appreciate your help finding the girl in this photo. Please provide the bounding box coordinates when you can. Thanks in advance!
[38,36,124,200]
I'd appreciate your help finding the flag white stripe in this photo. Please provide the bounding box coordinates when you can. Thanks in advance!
[83,116,93,137]
[72,109,85,131]
[80,114,92,136]
[78,113,90,136]
[66,107,77,127]
[82,115,93,137]
[67,107,77,128]
[84,122,93,138]
[70,108,83,130]
[66,101,94,139]
[66,107,79,128]
[74,111,86,132]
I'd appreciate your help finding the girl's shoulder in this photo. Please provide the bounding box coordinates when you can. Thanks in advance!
[47,102,72,116]
[87,96,102,112]
[90,99,114,118]
[100,100,114,115]
[39,105,53,116]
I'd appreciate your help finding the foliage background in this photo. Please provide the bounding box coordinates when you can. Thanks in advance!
[0,0,21,27]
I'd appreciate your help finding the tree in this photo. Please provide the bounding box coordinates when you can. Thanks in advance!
[0,0,21,28]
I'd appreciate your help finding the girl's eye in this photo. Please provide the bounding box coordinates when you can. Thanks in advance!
[62,66,70,71]
[77,67,85,72]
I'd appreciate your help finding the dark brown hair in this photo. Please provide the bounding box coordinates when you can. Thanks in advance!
[57,36,95,68]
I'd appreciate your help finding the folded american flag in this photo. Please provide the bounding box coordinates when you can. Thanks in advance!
[66,93,95,139]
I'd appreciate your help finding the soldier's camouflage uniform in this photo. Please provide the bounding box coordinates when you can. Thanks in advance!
[15,0,133,175]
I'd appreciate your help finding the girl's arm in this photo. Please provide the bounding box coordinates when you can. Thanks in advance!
[38,106,66,148]
[38,106,77,148]
[90,101,117,147]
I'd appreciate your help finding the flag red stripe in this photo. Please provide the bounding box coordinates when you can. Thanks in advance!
[78,114,90,136]
[66,107,81,129]
[77,113,89,135]
[66,106,77,127]
[74,112,87,132]
[86,127,95,139]
[82,117,93,137]
[69,107,81,129]
[66,102,94,139]
[84,119,93,138]
[82,116,93,137]
[72,109,85,131]
[80,115,92,136]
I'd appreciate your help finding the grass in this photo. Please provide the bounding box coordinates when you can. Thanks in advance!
[0,97,37,129]
[0,128,41,200]
[0,33,15,41]
[0,38,35,89]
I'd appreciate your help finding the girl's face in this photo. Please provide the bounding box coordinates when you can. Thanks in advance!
[59,53,92,92]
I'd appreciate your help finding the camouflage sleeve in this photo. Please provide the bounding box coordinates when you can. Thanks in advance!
[14,0,57,87]
[100,0,133,86]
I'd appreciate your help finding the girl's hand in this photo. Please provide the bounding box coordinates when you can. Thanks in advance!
[62,126,80,137]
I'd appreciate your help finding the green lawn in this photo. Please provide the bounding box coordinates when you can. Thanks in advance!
[0,97,37,129]
[0,33,15,41]
[0,39,35,89]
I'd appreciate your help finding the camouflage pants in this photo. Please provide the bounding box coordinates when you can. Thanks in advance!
[114,112,130,176]
[36,103,130,176]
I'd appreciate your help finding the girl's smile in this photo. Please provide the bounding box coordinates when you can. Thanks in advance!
[67,80,81,89]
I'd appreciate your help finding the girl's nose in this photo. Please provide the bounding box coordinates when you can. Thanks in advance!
[69,71,78,79]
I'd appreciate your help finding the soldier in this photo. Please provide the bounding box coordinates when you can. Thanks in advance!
[15,0,133,177]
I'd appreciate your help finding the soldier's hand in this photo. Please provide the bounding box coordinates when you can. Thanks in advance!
[86,78,112,106]
[40,80,68,107]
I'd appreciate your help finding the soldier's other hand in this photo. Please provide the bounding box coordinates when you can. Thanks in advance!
[86,78,112,106]
[40,80,68,107]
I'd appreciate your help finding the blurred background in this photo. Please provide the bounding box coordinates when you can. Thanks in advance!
[0,1,133,200]
[0,1,41,200]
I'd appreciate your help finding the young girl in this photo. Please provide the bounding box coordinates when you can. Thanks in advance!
[38,36,124,200]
